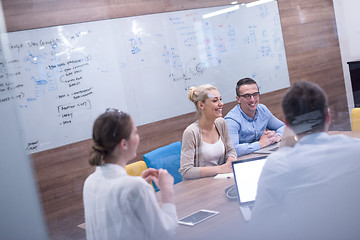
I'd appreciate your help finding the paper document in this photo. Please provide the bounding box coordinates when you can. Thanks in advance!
[214,172,234,179]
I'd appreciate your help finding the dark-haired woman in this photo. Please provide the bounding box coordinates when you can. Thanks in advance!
[83,110,177,240]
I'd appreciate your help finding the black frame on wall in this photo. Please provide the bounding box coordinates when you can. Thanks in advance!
[348,61,360,108]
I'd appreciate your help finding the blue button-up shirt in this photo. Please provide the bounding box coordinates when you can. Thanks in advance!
[225,104,285,156]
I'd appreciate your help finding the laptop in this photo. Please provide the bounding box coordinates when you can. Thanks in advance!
[253,142,280,154]
[231,156,267,221]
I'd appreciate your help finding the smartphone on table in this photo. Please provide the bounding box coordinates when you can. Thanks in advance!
[178,209,219,226]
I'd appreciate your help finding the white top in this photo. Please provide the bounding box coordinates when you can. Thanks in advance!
[248,132,360,240]
[202,137,225,166]
[83,163,178,240]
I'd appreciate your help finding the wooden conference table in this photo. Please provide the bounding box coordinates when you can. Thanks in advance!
[156,131,360,240]
[155,152,264,240]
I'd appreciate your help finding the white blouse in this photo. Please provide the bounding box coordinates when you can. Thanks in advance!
[201,137,225,166]
[83,163,178,240]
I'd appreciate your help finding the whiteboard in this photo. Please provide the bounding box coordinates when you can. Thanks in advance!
[0,1,290,153]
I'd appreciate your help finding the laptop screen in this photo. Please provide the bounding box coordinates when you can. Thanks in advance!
[232,156,267,204]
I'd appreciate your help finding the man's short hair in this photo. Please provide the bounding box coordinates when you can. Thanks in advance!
[282,81,328,134]
[236,78,258,97]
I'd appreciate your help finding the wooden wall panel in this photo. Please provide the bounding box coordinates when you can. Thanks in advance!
[278,0,348,128]
[2,0,349,238]
[3,0,240,32]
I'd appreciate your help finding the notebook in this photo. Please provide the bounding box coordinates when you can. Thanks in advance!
[253,142,280,154]
[232,156,267,221]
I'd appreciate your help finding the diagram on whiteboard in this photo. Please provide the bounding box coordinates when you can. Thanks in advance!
[0,1,290,153]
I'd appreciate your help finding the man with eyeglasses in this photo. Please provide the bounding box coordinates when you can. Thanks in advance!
[224,78,285,156]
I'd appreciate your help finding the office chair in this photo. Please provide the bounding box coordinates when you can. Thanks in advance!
[351,108,360,131]
[125,160,155,191]
[143,141,183,192]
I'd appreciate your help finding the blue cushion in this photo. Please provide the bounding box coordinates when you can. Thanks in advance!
[143,141,183,192]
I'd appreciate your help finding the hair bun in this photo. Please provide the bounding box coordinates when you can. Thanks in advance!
[92,145,107,155]
[187,86,197,102]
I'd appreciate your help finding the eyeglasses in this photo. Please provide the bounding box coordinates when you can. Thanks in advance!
[106,108,120,113]
[105,108,124,138]
[238,92,260,100]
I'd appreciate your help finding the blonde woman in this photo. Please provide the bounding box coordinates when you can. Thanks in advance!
[179,84,237,180]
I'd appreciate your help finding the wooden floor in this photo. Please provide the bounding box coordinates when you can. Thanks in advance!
[47,208,86,240]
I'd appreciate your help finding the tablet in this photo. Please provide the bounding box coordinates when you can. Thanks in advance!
[178,209,219,226]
